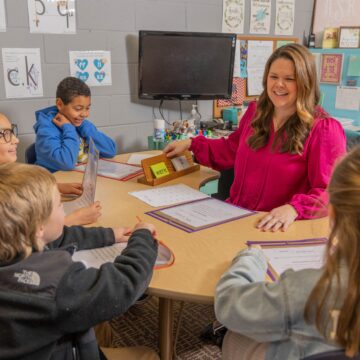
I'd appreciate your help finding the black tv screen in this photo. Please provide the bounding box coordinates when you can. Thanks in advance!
[138,30,236,100]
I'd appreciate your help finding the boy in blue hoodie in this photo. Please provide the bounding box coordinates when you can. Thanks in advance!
[34,77,116,172]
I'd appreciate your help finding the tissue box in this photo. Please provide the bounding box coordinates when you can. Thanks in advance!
[222,108,238,123]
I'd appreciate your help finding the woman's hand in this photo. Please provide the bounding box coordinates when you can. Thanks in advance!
[163,139,191,158]
[64,201,102,226]
[58,182,83,196]
[256,204,298,232]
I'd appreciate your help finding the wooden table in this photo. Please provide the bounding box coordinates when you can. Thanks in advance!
[55,152,329,360]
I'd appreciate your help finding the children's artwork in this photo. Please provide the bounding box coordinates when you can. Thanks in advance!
[69,51,112,87]
[27,0,76,34]
[320,53,343,85]
[249,0,271,34]
[222,0,245,34]
[217,77,246,107]
[240,40,248,78]
[2,48,43,98]
[275,0,295,36]
[0,0,6,32]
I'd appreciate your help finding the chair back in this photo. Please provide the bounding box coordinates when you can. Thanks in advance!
[303,350,360,360]
[344,129,360,151]
[25,143,36,164]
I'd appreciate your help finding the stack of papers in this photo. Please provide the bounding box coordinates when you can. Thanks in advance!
[247,238,327,281]
[72,241,174,269]
[129,184,209,207]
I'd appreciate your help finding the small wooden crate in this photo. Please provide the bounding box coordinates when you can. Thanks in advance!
[137,151,200,186]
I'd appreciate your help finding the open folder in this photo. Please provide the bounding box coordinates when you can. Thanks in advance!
[63,137,99,215]
[72,240,174,270]
[247,238,328,281]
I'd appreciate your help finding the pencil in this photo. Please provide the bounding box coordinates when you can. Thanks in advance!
[136,216,142,223]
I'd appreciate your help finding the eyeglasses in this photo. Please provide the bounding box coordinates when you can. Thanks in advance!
[0,124,18,143]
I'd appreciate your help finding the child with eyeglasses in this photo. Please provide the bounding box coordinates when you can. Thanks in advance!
[0,112,101,227]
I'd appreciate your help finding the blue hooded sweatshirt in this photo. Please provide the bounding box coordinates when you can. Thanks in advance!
[34,106,116,172]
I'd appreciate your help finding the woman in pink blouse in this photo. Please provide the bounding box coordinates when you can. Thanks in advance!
[164,44,346,232]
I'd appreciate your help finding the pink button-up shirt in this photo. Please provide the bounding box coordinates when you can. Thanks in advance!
[190,102,346,219]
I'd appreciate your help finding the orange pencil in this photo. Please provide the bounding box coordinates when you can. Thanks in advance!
[136,216,142,223]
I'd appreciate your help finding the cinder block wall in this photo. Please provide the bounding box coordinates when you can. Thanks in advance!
[0,0,314,162]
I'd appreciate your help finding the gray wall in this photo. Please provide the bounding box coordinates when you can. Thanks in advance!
[0,0,314,162]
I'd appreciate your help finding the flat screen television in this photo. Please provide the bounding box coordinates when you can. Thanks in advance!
[138,30,236,100]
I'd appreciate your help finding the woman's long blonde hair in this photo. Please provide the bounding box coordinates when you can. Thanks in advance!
[0,163,56,263]
[305,146,360,356]
[248,43,322,154]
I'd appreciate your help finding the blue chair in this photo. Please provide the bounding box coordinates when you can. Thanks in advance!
[25,143,36,164]
[344,129,360,151]
[303,350,360,360]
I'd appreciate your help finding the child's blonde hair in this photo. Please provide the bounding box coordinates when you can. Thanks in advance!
[0,163,56,262]
[305,146,360,356]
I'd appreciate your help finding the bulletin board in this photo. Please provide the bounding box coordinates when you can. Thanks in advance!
[213,35,298,119]
[310,48,360,123]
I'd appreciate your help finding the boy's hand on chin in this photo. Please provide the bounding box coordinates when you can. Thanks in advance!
[53,113,71,128]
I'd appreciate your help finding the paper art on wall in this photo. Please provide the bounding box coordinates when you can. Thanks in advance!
[222,0,245,34]
[250,0,271,34]
[275,0,294,35]
[240,40,248,78]
[69,51,112,87]
[2,48,43,98]
[217,77,246,107]
[0,0,6,32]
[28,0,76,34]
[319,53,343,85]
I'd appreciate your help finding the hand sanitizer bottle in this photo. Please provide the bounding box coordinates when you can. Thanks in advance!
[189,104,200,130]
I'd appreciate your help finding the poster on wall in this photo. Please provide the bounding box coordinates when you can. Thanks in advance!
[319,53,343,85]
[28,0,76,34]
[2,48,43,98]
[0,0,6,32]
[222,0,245,34]
[275,0,295,36]
[69,51,112,87]
[249,0,271,34]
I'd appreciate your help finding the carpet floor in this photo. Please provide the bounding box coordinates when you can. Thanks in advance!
[111,297,221,359]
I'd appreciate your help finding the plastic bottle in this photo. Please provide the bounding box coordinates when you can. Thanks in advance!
[190,104,200,130]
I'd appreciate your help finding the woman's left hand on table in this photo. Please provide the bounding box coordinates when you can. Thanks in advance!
[256,204,298,232]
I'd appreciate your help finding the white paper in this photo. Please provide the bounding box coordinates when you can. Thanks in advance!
[63,139,99,215]
[127,153,154,165]
[69,51,112,87]
[72,241,172,268]
[335,86,360,111]
[222,0,245,34]
[275,0,295,35]
[129,184,209,208]
[250,0,271,34]
[2,48,43,99]
[0,0,6,32]
[246,40,273,96]
[77,159,141,180]
[160,198,253,228]
[233,41,241,78]
[262,244,326,275]
[28,0,76,34]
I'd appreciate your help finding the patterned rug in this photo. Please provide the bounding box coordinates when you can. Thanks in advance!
[110,297,221,359]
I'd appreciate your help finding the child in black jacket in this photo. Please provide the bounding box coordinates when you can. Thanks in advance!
[0,162,158,360]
